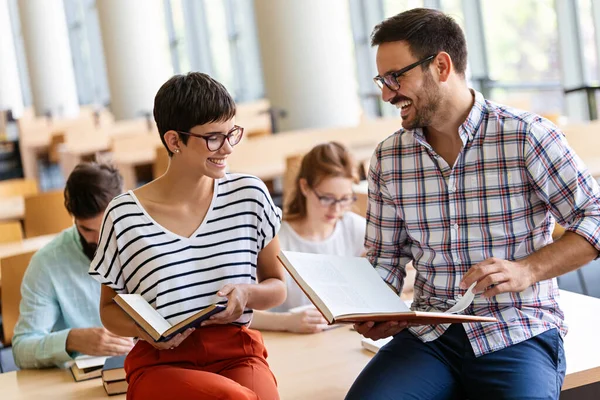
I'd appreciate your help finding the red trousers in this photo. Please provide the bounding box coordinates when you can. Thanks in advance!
[125,325,279,400]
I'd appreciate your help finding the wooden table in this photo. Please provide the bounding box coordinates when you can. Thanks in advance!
[0,196,24,222]
[1,290,597,399]
[0,234,55,260]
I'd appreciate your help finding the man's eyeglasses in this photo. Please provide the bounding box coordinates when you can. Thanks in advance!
[176,125,244,152]
[373,54,436,91]
[311,188,357,208]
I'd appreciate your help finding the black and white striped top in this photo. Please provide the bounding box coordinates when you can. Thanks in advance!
[89,174,282,326]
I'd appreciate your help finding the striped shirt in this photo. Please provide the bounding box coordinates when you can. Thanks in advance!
[366,90,600,357]
[89,174,282,326]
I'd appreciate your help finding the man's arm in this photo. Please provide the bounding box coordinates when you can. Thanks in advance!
[365,151,412,292]
[461,120,600,296]
[12,255,75,369]
[356,149,414,340]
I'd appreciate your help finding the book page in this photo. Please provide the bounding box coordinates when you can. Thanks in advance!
[281,251,409,318]
[117,294,172,335]
[74,355,108,370]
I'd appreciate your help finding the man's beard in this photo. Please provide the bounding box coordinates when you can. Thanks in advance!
[78,230,98,261]
[395,72,442,130]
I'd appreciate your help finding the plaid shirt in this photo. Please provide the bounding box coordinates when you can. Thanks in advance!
[366,90,600,356]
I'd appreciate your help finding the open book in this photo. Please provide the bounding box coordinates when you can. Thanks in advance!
[114,294,225,342]
[278,251,497,325]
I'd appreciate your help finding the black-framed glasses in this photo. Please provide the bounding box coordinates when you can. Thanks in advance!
[373,54,436,91]
[176,125,244,151]
[311,188,357,208]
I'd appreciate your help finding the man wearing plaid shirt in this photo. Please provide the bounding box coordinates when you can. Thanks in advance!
[347,8,600,400]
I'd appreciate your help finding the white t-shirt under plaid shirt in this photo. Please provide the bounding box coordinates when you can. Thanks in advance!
[89,174,281,326]
[366,90,600,357]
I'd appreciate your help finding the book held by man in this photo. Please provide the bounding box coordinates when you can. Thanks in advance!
[113,294,225,342]
[277,251,497,325]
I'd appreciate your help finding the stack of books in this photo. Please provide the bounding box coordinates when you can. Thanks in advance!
[101,355,128,396]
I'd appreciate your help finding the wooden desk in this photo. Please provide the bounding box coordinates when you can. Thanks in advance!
[1,290,596,399]
[0,233,55,286]
[263,289,600,398]
[0,234,55,261]
[0,196,24,222]
[0,368,122,400]
[559,290,600,390]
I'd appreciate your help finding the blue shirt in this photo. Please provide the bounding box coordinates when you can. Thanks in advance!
[12,226,102,368]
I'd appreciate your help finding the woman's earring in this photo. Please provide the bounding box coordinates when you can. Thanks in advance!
[174,149,181,154]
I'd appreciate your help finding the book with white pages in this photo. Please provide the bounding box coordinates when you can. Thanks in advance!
[277,251,497,325]
[361,336,393,353]
[114,294,225,342]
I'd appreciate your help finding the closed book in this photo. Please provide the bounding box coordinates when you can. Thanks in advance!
[103,379,128,396]
[69,356,107,382]
[113,294,226,342]
[102,355,126,382]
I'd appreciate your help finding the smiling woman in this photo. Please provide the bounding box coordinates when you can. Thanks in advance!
[88,72,286,400]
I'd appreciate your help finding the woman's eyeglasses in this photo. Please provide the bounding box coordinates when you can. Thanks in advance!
[176,125,244,152]
[311,188,357,208]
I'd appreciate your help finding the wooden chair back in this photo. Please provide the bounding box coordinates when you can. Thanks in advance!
[24,191,72,238]
[48,131,66,163]
[0,222,24,244]
[153,146,170,179]
[0,179,39,198]
[1,250,35,346]
[283,154,303,213]
[352,192,368,219]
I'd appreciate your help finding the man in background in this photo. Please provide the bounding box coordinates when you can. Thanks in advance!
[12,162,133,369]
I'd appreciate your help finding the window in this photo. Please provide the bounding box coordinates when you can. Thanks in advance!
[63,0,110,107]
[164,0,263,102]
[481,0,562,116]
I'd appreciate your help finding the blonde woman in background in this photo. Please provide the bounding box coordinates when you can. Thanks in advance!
[251,142,366,334]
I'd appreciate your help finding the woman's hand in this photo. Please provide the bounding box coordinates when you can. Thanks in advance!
[284,306,329,334]
[135,325,195,350]
[202,284,249,326]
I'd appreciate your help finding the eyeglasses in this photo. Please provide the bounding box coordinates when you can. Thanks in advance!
[373,54,436,91]
[311,188,357,208]
[176,125,244,152]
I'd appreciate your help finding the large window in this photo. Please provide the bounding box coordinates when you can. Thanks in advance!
[164,0,264,102]
[63,0,110,107]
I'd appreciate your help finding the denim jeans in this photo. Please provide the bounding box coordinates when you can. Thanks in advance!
[346,324,566,400]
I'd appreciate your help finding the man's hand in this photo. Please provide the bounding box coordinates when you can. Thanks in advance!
[354,321,410,341]
[202,284,249,326]
[284,306,329,334]
[460,257,536,298]
[66,327,134,356]
[135,326,195,351]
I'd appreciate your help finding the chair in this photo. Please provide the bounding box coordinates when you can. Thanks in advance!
[0,250,35,346]
[153,146,169,179]
[0,222,23,244]
[47,131,66,164]
[282,154,303,213]
[0,179,38,198]
[23,191,72,238]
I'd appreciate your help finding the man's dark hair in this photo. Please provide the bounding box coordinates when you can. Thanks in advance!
[64,162,123,219]
[371,8,468,77]
[153,72,236,156]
